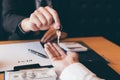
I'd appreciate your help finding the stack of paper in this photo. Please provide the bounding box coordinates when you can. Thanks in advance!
[59,42,88,52]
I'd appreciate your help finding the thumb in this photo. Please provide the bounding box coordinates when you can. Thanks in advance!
[52,23,60,30]
[67,51,79,62]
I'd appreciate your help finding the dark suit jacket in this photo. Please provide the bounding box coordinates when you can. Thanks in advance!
[2,0,120,45]
[2,0,70,40]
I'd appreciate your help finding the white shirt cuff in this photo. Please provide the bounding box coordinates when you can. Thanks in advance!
[59,63,103,80]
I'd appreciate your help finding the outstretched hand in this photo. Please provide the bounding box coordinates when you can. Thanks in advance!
[44,42,79,75]
[21,6,60,32]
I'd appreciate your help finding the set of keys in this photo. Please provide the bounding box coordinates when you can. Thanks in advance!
[56,25,62,45]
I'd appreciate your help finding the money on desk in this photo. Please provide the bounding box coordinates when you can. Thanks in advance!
[5,68,57,80]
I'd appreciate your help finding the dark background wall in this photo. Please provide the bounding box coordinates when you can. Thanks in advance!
[0,0,5,40]
[65,0,120,45]
[0,0,8,40]
[0,0,2,26]
[67,0,119,35]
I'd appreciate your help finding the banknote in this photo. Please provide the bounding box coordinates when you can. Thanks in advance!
[5,68,57,80]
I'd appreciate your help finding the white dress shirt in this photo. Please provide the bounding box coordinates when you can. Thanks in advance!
[60,63,104,80]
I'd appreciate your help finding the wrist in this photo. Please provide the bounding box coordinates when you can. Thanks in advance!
[16,20,32,38]
[21,18,31,32]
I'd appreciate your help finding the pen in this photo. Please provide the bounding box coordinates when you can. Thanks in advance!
[28,49,48,58]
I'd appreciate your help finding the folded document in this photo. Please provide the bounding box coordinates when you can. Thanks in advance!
[0,41,52,72]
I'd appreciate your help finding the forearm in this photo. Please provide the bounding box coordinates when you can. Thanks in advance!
[60,63,104,80]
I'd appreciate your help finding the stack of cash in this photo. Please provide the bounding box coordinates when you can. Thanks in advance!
[5,68,57,80]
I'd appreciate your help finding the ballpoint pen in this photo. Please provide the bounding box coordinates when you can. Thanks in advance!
[28,49,48,58]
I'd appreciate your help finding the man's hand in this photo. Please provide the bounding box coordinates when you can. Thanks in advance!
[44,43,79,75]
[41,27,67,43]
[21,6,60,32]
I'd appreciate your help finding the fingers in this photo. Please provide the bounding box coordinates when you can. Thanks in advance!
[47,43,60,57]
[52,43,66,57]
[41,27,56,43]
[41,34,56,43]
[40,26,68,43]
[41,32,68,43]
[44,44,56,59]
[45,6,60,29]
[28,22,40,31]
[44,43,60,60]
[29,8,49,31]
[29,6,60,31]
[34,10,48,26]
[38,7,53,25]
[21,18,40,32]
[44,42,66,58]
[44,42,79,64]
[67,51,79,62]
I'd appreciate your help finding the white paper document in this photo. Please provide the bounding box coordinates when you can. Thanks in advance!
[0,41,52,72]
[59,42,88,52]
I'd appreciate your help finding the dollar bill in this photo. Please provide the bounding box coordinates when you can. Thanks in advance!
[5,68,57,80]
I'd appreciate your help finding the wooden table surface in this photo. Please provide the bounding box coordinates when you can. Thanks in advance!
[0,36,120,80]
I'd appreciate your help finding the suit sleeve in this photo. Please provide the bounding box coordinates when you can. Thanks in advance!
[2,0,35,34]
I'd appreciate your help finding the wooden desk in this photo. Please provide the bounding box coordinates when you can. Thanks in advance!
[0,36,120,80]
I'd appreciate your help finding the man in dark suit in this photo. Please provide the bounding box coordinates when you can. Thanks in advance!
[2,0,69,42]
